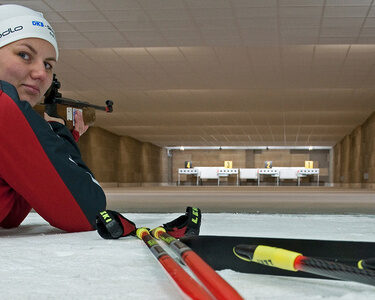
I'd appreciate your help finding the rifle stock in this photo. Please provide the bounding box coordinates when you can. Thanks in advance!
[33,104,96,130]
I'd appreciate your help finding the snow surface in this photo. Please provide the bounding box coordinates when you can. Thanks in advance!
[2,212,375,299]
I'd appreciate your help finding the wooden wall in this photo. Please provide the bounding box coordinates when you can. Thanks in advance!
[333,112,375,188]
[78,127,162,186]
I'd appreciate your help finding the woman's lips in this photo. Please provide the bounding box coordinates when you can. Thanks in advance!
[22,84,40,95]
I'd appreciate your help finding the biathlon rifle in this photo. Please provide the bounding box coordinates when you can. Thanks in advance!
[36,74,113,129]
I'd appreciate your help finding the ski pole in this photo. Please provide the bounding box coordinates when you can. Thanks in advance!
[152,227,244,300]
[233,244,375,287]
[136,228,214,300]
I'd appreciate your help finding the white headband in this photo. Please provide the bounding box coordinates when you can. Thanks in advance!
[0,4,58,60]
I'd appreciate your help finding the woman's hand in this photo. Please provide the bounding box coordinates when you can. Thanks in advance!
[44,112,65,125]
[73,110,89,136]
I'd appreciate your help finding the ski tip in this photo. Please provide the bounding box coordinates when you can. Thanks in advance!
[136,227,149,239]
[151,227,165,239]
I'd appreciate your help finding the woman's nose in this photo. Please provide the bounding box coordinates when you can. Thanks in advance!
[30,61,47,81]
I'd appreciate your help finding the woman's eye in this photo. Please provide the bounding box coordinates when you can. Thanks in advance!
[18,52,30,60]
[44,62,53,70]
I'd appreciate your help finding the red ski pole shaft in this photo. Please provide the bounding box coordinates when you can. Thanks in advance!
[136,228,213,300]
[152,227,243,300]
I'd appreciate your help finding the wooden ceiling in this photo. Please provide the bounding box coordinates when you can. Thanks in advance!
[8,0,375,146]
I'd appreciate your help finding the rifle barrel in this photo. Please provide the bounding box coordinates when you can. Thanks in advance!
[53,97,113,112]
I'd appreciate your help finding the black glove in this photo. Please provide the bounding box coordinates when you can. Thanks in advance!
[96,210,136,239]
[163,207,201,238]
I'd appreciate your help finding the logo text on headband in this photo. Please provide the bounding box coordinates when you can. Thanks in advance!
[32,21,56,39]
[0,26,23,39]
[32,21,44,27]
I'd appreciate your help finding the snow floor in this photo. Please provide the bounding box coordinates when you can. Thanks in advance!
[1,212,375,299]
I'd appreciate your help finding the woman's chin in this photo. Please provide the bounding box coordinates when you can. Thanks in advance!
[18,93,40,107]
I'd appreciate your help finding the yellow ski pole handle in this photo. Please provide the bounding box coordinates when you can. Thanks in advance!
[234,244,301,271]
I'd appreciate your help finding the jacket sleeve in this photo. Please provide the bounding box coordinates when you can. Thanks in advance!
[0,81,106,232]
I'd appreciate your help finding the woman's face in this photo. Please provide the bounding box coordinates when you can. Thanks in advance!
[0,38,56,107]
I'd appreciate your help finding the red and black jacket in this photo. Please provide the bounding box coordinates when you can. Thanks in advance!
[0,81,106,232]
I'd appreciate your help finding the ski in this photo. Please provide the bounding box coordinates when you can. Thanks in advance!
[233,244,375,286]
[180,235,375,279]
[151,227,244,300]
[136,227,213,300]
